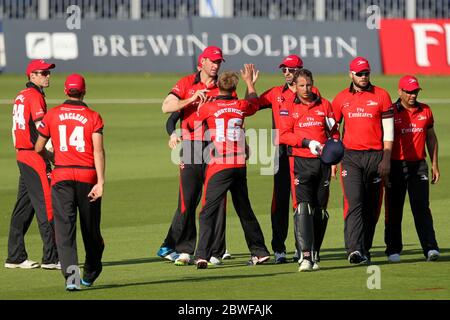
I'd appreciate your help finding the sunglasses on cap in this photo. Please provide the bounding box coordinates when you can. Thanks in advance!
[402,89,420,95]
[281,67,300,74]
[352,71,370,77]
[33,70,51,76]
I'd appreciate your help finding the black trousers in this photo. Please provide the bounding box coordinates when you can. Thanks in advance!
[270,145,291,253]
[292,157,330,208]
[162,141,226,257]
[6,160,58,264]
[341,150,383,256]
[52,181,104,283]
[385,160,439,258]
[196,166,269,260]
[292,157,330,254]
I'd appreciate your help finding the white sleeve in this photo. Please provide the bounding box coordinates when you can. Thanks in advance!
[382,117,394,142]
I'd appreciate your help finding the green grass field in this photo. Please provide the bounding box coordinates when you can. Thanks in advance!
[0,73,449,300]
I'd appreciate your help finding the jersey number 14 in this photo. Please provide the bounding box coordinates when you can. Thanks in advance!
[58,125,85,152]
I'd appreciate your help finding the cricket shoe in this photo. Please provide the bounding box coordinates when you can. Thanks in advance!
[65,284,81,291]
[208,256,223,266]
[348,251,369,265]
[157,246,179,261]
[222,250,232,260]
[174,253,191,266]
[247,255,270,266]
[312,262,320,270]
[274,252,287,264]
[388,254,401,263]
[5,259,40,269]
[81,279,93,287]
[427,250,440,261]
[41,261,61,270]
[298,259,314,272]
[196,259,208,269]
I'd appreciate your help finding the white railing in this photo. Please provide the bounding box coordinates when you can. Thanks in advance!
[0,0,448,20]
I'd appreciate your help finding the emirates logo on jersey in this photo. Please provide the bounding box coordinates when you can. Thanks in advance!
[341,170,348,177]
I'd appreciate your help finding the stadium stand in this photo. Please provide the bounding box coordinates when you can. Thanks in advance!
[0,0,449,20]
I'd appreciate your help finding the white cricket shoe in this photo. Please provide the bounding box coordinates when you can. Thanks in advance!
[208,256,223,266]
[312,262,320,270]
[174,253,191,266]
[222,250,232,260]
[5,259,40,269]
[427,250,440,261]
[388,254,401,263]
[41,261,62,270]
[298,259,313,272]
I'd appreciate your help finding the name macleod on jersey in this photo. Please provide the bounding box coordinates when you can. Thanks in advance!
[59,112,89,125]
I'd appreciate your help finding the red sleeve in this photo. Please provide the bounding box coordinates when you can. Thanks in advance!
[331,92,344,124]
[38,112,51,138]
[243,99,260,116]
[169,77,188,100]
[324,99,340,139]
[29,94,46,122]
[93,112,104,134]
[258,87,275,109]
[279,104,302,147]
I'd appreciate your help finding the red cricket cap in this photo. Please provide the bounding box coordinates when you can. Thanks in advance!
[201,46,225,62]
[279,55,303,68]
[64,74,86,94]
[349,56,371,73]
[399,75,421,91]
[26,59,55,77]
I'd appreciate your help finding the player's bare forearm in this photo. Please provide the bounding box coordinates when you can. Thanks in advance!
[34,135,49,157]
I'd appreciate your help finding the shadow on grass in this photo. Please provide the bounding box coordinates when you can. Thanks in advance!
[86,271,294,291]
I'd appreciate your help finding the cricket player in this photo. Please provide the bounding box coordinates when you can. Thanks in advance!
[252,55,323,263]
[157,46,230,266]
[279,69,339,271]
[332,57,394,264]
[195,65,270,269]
[35,74,105,291]
[5,59,59,270]
[384,75,440,262]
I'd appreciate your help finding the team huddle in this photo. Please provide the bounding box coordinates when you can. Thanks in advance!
[5,47,441,291]
[157,46,441,271]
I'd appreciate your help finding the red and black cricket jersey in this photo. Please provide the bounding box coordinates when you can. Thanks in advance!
[12,82,47,150]
[391,100,434,161]
[332,83,393,151]
[169,72,236,141]
[38,100,103,184]
[197,96,259,167]
[258,84,320,143]
[280,95,339,158]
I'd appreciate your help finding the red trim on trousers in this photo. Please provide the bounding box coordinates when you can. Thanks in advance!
[16,150,53,221]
